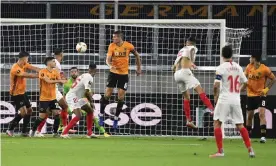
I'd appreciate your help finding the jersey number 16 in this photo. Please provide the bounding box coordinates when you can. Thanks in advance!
[228,75,240,93]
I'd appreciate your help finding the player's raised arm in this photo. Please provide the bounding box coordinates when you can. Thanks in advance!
[14,69,38,78]
[26,63,41,72]
[262,66,276,95]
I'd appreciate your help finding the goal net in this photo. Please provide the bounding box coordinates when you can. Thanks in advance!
[0,19,249,137]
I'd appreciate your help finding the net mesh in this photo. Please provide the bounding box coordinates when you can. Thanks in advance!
[0,21,249,137]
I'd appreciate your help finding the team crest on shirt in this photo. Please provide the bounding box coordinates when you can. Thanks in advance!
[17,70,21,73]
[41,73,44,77]
[88,81,92,85]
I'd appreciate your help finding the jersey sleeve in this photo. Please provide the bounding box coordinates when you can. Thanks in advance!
[11,66,23,76]
[239,66,248,83]
[83,75,93,90]
[107,44,114,57]
[265,66,275,80]
[129,43,135,53]
[215,66,223,82]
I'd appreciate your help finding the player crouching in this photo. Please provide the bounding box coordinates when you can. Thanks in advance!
[210,45,255,158]
[61,64,98,138]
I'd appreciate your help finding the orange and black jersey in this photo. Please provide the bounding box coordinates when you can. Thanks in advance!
[39,68,61,101]
[10,63,33,96]
[245,63,275,97]
[107,41,135,75]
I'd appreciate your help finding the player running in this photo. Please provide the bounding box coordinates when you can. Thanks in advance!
[6,51,40,137]
[245,54,275,143]
[63,67,109,137]
[99,31,141,129]
[173,37,214,129]
[29,57,67,137]
[210,45,254,158]
[35,48,69,137]
[61,64,98,138]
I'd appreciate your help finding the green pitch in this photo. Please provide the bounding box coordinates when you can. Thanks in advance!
[1,135,275,166]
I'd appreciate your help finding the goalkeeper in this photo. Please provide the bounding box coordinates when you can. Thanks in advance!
[62,67,109,136]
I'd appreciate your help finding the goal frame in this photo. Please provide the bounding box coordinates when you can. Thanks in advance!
[1,18,230,138]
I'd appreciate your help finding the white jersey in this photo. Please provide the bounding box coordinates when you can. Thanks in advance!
[54,59,62,72]
[67,73,93,99]
[174,46,198,65]
[215,61,247,103]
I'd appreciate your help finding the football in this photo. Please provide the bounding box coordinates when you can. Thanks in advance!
[76,42,87,53]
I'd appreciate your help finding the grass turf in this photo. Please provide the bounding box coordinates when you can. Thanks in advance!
[1,135,276,166]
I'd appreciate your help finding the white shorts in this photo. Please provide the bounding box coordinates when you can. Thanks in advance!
[174,69,200,92]
[66,94,89,112]
[56,88,63,101]
[213,102,244,124]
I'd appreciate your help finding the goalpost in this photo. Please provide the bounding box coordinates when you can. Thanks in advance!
[0,18,249,138]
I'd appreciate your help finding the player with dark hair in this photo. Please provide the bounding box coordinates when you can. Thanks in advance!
[99,30,141,129]
[172,37,214,129]
[245,53,275,143]
[61,64,98,138]
[210,45,254,158]
[29,57,67,137]
[61,67,109,137]
[35,48,70,137]
[6,51,40,137]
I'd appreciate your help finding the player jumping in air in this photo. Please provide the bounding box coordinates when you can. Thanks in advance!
[210,45,254,158]
[245,54,275,143]
[63,67,109,137]
[99,31,141,129]
[35,49,70,137]
[6,51,40,137]
[29,57,67,137]
[61,64,98,138]
[173,37,214,129]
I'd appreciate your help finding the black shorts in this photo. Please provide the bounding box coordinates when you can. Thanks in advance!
[39,100,59,113]
[247,96,267,111]
[11,93,31,111]
[106,72,129,91]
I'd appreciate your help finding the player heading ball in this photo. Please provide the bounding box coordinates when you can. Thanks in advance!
[99,31,142,129]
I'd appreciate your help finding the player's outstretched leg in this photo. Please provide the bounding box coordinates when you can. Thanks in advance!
[61,107,83,138]
[209,120,224,158]
[59,98,69,128]
[36,116,47,137]
[194,85,214,112]
[30,115,47,137]
[182,91,197,129]
[237,124,255,158]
